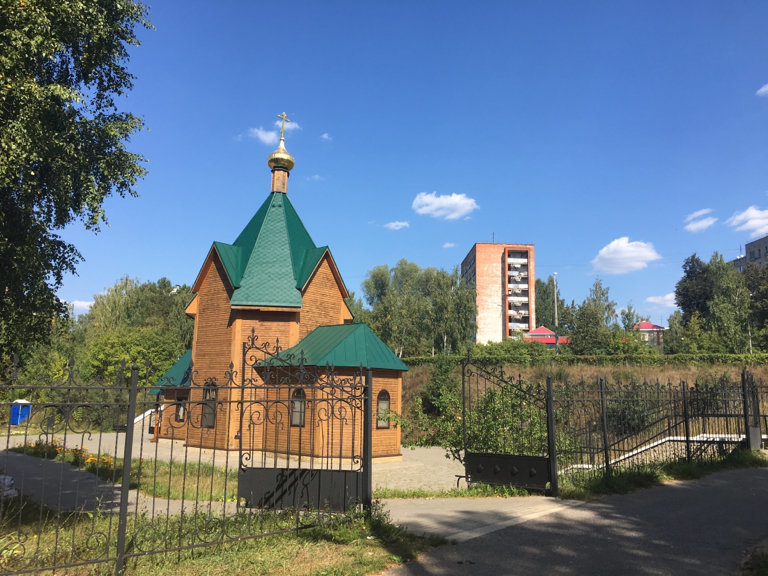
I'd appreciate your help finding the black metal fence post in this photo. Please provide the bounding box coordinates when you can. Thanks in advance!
[742,369,762,450]
[742,369,751,445]
[681,380,692,462]
[461,359,467,458]
[115,364,139,576]
[599,378,612,476]
[362,368,373,515]
[751,376,762,449]
[546,377,559,497]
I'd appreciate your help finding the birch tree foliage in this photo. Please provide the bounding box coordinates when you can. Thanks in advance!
[0,0,150,359]
[361,259,475,357]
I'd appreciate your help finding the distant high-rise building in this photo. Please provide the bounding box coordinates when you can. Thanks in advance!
[461,243,535,344]
[745,235,768,267]
[730,234,768,271]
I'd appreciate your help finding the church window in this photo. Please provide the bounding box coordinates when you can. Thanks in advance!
[377,390,391,429]
[201,382,217,429]
[291,388,306,427]
[175,399,187,423]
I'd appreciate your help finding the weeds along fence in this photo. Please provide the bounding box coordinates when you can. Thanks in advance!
[0,355,372,575]
[459,363,765,492]
[552,370,766,483]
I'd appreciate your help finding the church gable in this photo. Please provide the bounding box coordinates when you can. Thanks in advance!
[299,253,353,339]
[191,252,235,379]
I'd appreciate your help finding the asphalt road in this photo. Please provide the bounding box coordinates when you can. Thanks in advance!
[382,467,768,575]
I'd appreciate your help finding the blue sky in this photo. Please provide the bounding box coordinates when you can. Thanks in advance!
[59,1,768,327]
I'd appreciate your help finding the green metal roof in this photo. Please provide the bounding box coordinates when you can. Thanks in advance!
[209,192,330,307]
[267,324,408,371]
[150,349,192,395]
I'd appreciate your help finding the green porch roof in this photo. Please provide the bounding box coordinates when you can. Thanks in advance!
[205,192,344,307]
[267,323,408,371]
[149,349,192,395]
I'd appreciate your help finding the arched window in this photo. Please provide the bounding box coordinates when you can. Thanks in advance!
[291,388,306,427]
[202,382,217,429]
[377,390,390,429]
[175,399,187,423]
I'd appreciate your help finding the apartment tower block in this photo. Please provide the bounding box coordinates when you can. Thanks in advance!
[461,243,536,344]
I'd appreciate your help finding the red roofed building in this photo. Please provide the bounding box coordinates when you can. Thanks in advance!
[633,321,665,351]
[524,326,570,348]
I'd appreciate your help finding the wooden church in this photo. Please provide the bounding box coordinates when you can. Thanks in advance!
[153,114,405,459]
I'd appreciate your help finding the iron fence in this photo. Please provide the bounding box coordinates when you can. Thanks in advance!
[460,363,766,494]
[0,344,372,575]
[552,370,766,482]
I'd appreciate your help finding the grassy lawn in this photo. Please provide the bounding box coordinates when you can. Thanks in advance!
[0,497,440,576]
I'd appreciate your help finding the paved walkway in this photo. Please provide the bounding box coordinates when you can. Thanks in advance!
[381,468,768,575]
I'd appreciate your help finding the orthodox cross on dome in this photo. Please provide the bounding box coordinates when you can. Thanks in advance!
[277,112,290,139]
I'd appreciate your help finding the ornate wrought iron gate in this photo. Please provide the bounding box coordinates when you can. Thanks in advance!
[236,331,372,513]
[462,361,558,495]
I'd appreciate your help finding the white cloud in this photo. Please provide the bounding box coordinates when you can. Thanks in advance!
[443,242,455,248]
[591,237,662,274]
[384,221,409,231]
[727,206,768,237]
[70,300,93,313]
[757,83,768,97]
[412,192,479,220]
[684,217,717,233]
[273,119,301,131]
[307,174,323,182]
[646,293,676,307]
[685,208,712,222]
[247,127,278,145]
[683,208,717,232]
[320,133,332,141]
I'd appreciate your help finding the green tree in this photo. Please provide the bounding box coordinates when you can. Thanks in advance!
[706,254,749,353]
[667,252,756,353]
[85,326,183,384]
[535,276,565,330]
[619,302,647,332]
[345,291,370,324]
[568,278,617,355]
[12,276,192,386]
[744,263,768,352]
[674,254,713,324]
[79,276,193,348]
[361,260,475,357]
[421,266,475,355]
[664,310,709,354]
[0,0,150,360]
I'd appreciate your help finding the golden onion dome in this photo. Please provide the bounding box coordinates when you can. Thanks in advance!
[267,136,295,172]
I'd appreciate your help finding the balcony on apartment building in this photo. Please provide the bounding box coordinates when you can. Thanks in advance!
[507,256,528,265]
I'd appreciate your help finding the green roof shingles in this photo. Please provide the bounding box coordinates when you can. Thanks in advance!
[270,324,408,371]
[150,349,192,395]
[209,192,328,307]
